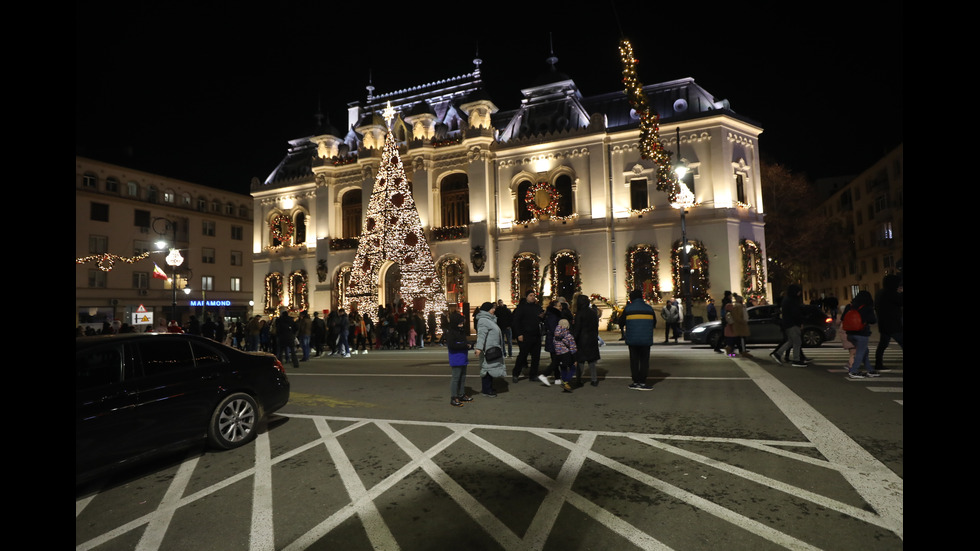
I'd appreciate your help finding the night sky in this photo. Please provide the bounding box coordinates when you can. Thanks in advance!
[76,2,903,195]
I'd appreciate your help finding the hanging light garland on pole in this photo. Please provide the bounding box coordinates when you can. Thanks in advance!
[619,38,683,203]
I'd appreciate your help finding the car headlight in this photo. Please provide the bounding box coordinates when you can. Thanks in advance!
[691,326,706,334]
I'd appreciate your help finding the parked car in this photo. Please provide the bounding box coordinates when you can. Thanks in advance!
[688,304,836,349]
[76,333,290,483]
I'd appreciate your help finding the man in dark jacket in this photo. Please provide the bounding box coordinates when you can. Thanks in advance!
[495,299,514,357]
[772,284,805,367]
[312,311,326,357]
[511,290,544,383]
[275,309,300,368]
[874,274,903,371]
[619,289,656,390]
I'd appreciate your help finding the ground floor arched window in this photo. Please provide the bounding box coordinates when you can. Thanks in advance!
[739,239,766,303]
[436,256,467,310]
[288,270,309,312]
[264,272,284,314]
[626,244,662,302]
[549,250,581,302]
[671,240,710,302]
[511,252,540,303]
[334,265,352,312]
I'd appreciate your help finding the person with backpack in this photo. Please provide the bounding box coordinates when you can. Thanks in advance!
[842,290,879,379]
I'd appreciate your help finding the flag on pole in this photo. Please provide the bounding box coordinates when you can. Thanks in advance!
[153,262,169,280]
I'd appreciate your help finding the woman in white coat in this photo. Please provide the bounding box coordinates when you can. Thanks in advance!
[474,302,506,397]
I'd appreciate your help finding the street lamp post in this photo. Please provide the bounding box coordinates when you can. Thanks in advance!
[671,127,696,336]
[153,218,184,324]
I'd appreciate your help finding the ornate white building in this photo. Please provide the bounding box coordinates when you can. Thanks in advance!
[250,55,768,325]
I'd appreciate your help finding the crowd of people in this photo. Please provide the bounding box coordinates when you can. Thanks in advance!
[447,289,654,407]
[79,272,902,401]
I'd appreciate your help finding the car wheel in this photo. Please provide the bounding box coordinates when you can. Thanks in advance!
[208,392,260,450]
[801,328,823,347]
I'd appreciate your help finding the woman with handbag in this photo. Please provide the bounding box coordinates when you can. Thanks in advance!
[474,302,506,398]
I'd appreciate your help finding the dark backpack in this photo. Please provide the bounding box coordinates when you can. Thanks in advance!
[841,306,866,332]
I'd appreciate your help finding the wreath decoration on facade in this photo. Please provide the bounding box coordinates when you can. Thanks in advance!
[525,182,561,219]
[270,214,294,243]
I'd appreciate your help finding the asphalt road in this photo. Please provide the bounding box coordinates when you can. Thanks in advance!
[75,335,904,551]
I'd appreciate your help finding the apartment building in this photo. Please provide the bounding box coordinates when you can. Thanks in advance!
[76,157,254,331]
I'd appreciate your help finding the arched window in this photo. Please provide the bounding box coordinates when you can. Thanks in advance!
[516,180,533,222]
[626,244,661,302]
[440,174,469,227]
[342,190,362,239]
[147,186,159,203]
[671,240,710,302]
[550,250,581,302]
[289,270,309,312]
[555,174,573,217]
[438,257,467,307]
[335,266,352,311]
[294,211,307,244]
[739,239,766,301]
[511,252,540,303]
[265,272,284,314]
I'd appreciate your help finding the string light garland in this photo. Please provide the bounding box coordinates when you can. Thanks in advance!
[76,252,151,272]
[345,102,445,323]
[619,39,684,203]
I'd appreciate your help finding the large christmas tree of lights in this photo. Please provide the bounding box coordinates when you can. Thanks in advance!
[344,102,446,323]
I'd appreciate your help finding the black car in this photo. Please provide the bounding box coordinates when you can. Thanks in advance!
[76,333,290,483]
[688,304,836,348]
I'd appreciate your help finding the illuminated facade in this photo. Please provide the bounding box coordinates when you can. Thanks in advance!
[250,56,767,324]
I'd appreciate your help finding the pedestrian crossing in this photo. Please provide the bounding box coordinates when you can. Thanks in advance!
[751,344,904,405]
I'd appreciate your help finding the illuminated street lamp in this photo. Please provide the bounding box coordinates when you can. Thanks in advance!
[153,218,183,323]
[670,127,695,335]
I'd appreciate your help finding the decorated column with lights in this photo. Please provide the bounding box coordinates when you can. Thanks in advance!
[345,102,446,323]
